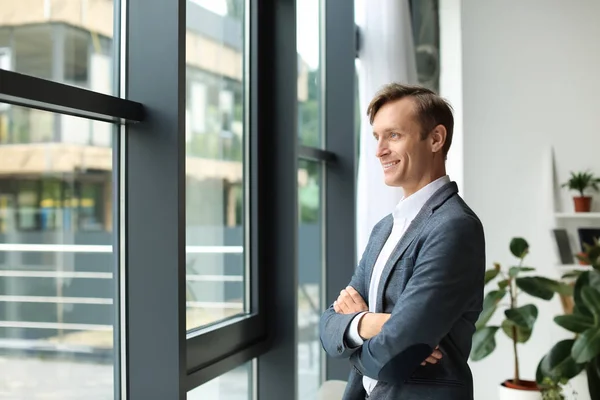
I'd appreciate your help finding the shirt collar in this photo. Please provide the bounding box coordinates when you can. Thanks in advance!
[393,175,451,222]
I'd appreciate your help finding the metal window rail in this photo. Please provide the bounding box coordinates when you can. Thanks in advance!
[0,243,243,253]
[0,69,145,124]
[0,244,245,332]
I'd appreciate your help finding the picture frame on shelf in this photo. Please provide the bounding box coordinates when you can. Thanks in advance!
[553,228,574,265]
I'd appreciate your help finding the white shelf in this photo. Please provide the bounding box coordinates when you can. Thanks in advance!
[554,212,600,219]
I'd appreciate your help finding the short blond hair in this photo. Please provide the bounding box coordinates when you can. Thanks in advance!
[367,83,454,155]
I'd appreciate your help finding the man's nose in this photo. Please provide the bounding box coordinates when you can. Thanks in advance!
[375,140,390,158]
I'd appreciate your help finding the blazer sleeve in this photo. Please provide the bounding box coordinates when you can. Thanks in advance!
[349,215,485,381]
[319,269,367,359]
[319,218,388,359]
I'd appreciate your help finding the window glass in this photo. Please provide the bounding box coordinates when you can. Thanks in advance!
[297,0,322,148]
[185,0,248,332]
[187,361,252,400]
[0,106,117,399]
[0,0,114,93]
[297,159,323,398]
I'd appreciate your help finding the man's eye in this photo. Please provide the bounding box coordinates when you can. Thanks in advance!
[390,133,399,138]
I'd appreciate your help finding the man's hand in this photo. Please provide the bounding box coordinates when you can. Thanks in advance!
[358,313,443,365]
[421,346,443,365]
[334,286,368,314]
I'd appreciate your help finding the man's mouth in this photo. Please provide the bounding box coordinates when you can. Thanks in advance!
[382,161,400,170]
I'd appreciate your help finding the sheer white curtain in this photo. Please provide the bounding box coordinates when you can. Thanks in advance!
[355,0,418,257]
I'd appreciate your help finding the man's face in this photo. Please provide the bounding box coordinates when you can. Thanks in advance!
[372,97,435,190]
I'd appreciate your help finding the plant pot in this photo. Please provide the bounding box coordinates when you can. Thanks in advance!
[577,252,591,265]
[567,370,591,400]
[573,196,592,212]
[498,380,542,400]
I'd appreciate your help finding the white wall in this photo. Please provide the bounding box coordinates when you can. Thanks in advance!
[439,0,464,195]
[447,1,600,399]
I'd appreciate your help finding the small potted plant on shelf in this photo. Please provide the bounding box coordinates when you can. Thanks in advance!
[471,237,571,400]
[538,238,600,400]
[562,171,600,212]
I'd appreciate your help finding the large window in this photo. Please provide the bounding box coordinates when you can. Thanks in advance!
[182,0,269,392]
[296,0,325,398]
[0,1,120,398]
[0,109,117,399]
[185,0,247,332]
[297,160,323,399]
[0,0,357,398]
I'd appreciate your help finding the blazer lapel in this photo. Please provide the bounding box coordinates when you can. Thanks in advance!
[375,182,459,312]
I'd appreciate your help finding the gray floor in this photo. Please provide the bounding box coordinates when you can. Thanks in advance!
[0,342,321,400]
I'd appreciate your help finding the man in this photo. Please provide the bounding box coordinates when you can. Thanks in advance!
[319,83,485,400]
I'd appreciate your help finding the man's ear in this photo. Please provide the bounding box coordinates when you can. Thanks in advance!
[429,125,447,154]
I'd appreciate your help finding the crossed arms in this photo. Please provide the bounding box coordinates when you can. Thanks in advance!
[334,287,442,366]
[319,216,485,383]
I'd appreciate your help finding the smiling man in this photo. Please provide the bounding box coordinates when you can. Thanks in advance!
[319,83,486,400]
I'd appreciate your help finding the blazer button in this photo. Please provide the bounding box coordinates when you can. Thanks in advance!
[337,345,343,353]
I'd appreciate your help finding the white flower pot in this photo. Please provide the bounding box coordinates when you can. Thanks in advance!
[563,371,590,400]
[498,381,542,400]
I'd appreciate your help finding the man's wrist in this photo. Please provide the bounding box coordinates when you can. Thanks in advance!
[358,312,389,340]
[345,312,367,348]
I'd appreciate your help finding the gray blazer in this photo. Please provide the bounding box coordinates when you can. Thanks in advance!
[320,182,485,400]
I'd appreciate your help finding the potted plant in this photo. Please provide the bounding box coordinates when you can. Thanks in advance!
[575,241,599,266]
[537,238,600,400]
[471,237,571,400]
[561,171,600,212]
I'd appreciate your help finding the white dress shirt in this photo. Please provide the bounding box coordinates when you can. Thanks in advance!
[346,175,450,395]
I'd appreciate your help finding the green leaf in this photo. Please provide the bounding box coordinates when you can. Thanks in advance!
[582,286,600,321]
[498,279,510,290]
[501,319,532,343]
[485,269,500,285]
[554,314,595,333]
[563,171,600,195]
[515,277,555,300]
[572,329,600,364]
[531,277,574,296]
[589,245,600,270]
[509,266,535,278]
[475,290,507,330]
[562,271,583,280]
[510,237,529,259]
[535,361,545,387]
[589,270,600,291]
[505,304,538,329]
[471,326,499,361]
[538,339,586,384]
[585,356,600,396]
[508,267,535,278]
[574,272,593,318]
